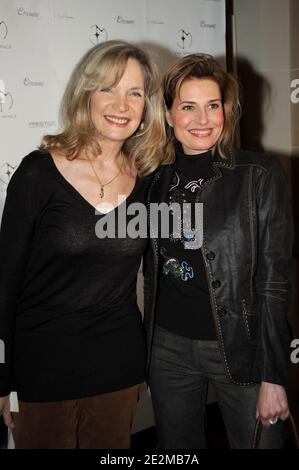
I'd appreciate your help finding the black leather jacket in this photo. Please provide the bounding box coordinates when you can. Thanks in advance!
[143,148,293,387]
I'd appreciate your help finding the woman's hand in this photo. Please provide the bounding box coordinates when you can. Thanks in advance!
[256,381,289,427]
[0,395,14,429]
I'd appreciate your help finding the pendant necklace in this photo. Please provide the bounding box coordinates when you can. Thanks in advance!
[86,154,124,199]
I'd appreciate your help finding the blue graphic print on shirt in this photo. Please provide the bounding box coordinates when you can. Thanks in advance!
[160,247,194,282]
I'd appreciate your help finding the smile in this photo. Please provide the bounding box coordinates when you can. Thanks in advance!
[104,115,130,126]
[189,129,212,137]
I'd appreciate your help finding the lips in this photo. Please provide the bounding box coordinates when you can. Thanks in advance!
[104,115,130,126]
[189,128,212,137]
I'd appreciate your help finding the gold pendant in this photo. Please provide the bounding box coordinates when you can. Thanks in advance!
[100,187,104,198]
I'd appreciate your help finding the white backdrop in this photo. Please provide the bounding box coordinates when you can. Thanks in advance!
[0,0,226,209]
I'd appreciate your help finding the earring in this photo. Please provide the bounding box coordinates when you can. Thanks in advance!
[139,122,144,130]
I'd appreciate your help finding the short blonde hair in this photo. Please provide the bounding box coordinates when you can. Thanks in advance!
[162,53,241,161]
[40,40,166,175]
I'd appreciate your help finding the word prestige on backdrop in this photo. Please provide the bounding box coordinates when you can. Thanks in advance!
[94,197,203,249]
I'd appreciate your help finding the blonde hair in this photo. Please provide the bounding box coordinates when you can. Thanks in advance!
[162,53,241,161]
[40,40,166,175]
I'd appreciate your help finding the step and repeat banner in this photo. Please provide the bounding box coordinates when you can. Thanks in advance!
[0,0,226,210]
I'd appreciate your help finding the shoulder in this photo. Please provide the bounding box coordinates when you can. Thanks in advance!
[231,149,289,192]
[11,150,51,182]
[7,150,52,195]
[140,164,174,184]
[233,148,278,170]
[18,149,50,173]
[232,148,283,174]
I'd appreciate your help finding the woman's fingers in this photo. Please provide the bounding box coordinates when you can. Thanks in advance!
[3,408,14,429]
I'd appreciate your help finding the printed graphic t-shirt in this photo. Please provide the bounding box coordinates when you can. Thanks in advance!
[156,145,216,340]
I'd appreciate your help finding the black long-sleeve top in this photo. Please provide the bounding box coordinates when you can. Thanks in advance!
[0,150,147,402]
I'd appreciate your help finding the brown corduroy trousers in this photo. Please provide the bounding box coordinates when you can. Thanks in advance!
[12,384,142,449]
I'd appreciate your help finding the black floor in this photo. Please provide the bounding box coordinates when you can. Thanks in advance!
[1,401,297,449]
[131,402,229,449]
[0,417,7,449]
[0,401,228,449]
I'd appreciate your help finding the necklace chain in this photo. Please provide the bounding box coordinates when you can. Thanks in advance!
[86,154,123,199]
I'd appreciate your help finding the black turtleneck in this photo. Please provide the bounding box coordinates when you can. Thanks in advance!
[156,144,216,340]
[175,144,214,178]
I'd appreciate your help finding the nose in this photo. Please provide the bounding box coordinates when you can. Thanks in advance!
[114,94,129,113]
[195,108,208,125]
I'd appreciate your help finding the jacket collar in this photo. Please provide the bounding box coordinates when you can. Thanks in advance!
[213,148,235,169]
[148,148,235,204]
[174,141,235,169]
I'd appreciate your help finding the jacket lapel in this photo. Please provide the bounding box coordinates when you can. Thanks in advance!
[148,165,175,204]
[148,149,236,205]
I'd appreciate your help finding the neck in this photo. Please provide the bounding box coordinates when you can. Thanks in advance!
[84,140,124,165]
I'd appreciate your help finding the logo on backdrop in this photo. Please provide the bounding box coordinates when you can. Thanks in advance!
[0,162,18,191]
[200,20,216,29]
[0,20,8,40]
[29,120,56,128]
[24,77,44,87]
[146,18,165,25]
[0,20,11,49]
[90,25,108,45]
[54,13,74,20]
[177,29,192,50]
[18,7,39,18]
[0,80,13,113]
[116,15,135,25]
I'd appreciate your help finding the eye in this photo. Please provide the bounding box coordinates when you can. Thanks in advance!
[209,102,221,110]
[129,90,144,98]
[99,87,112,93]
[181,105,194,111]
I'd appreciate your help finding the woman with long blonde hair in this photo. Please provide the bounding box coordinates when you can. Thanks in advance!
[0,40,165,449]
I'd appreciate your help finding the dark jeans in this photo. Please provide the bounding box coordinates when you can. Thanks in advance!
[12,384,141,449]
[149,325,285,449]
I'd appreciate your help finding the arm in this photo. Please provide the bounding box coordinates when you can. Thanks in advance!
[253,159,293,424]
[256,382,289,426]
[0,396,14,429]
[0,156,39,423]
